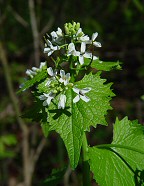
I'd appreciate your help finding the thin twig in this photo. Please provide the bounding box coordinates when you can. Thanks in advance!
[39,17,54,37]
[28,0,40,67]
[33,138,47,163]
[0,42,31,186]
[9,6,29,28]
[64,164,72,186]
[30,137,47,177]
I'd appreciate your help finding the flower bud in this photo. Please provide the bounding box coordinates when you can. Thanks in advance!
[53,89,58,94]
[67,83,73,88]
[57,87,63,92]
[64,23,69,34]
[51,83,55,88]
[73,22,76,28]
[75,22,80,31]
[77,32,84,37]
[68,23,73,29]
[71,28,76,35]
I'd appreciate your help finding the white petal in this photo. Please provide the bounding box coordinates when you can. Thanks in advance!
[72,87,80,94]
[52,45,59,51]
[48,50,54,56]
[74,50,80,57]
[93,41,101,47]
[51,31,57,38]
[45,79,51,86]
[80,35,89,42]
[76,28,82,36]
[32,67,38,72]
[68,43,75,52]
[59,77,64,83]
[93,55,98,60]
[44,47,50,53]
[81,42,86,53]
[84,52,92,59]
[46,92,55,105]
[80,95,90,102]
[79,55,84,65]
[47,67,54,76]
[92,32,98,41]
[56,27,62,36]
[39,62,46,69]
[47,40,52,46]
[43,93,50,97]
[81,87,92,94]
[66,73,70,81]
[43,100,48,106]
[73,95,80,103]
[39,95,46,100]
[58,94,66,109]
[46,97,51,106]
[26,69,32,76]
[60,70,65,79]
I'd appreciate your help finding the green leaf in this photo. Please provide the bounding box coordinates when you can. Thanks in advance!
[91,59,121,71]
[48,88,83,169]
[74,72,115,129]
[41,122,50,137]
[0,135,17,158]
[89,117,144,186]
[42,167,67,186]
[1,135,17,145]
[47,72,114,168]
[18,69,47,93]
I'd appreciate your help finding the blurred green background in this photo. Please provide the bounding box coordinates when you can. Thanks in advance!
[0,0,144,186]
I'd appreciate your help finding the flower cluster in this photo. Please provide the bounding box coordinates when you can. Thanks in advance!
[26,62,46,78]
[23,22,102,109]
[38,67,91,109]
[44,21,101,65]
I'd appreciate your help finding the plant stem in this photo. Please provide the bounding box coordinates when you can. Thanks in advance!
[82,132,91,186]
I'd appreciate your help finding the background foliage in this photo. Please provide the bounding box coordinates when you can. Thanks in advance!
[0,0,144,185]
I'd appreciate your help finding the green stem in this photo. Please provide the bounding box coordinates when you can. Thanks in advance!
[82,132,91,186]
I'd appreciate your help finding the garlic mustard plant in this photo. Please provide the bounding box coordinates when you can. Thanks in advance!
[19,21,144,186]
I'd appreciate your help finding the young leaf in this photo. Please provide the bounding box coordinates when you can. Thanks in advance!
[42,166,67,186]
[47,72,114,169]
[89,117,144,186]
[21,98,49,137]
[74,72,115,130]
[18,69,47,93]
[91,59,121,71]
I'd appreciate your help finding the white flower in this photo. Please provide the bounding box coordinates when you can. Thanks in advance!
[39,92,55,106]
[56,27,63,37]
[26,69,37,78]
[77,42,96,65]
[26,62,46,78]
[45,67,57,86]
[44,40,60,56]
[58,94,66,109]
[85,32,101,47]
[50,28,63,44]
[76,28,90,42]
[67,43,79,56]
[39,62,46,69]
[59,70,70,86]
[31,62,46,72]
[72,87,91,103]
[50,31,57,41]
[47,67,57,77]
[77,42,98,64]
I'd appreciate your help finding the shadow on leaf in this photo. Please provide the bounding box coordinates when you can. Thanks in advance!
[49,107,71,120]
[100,147,144,185]
[134,169,144,186]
